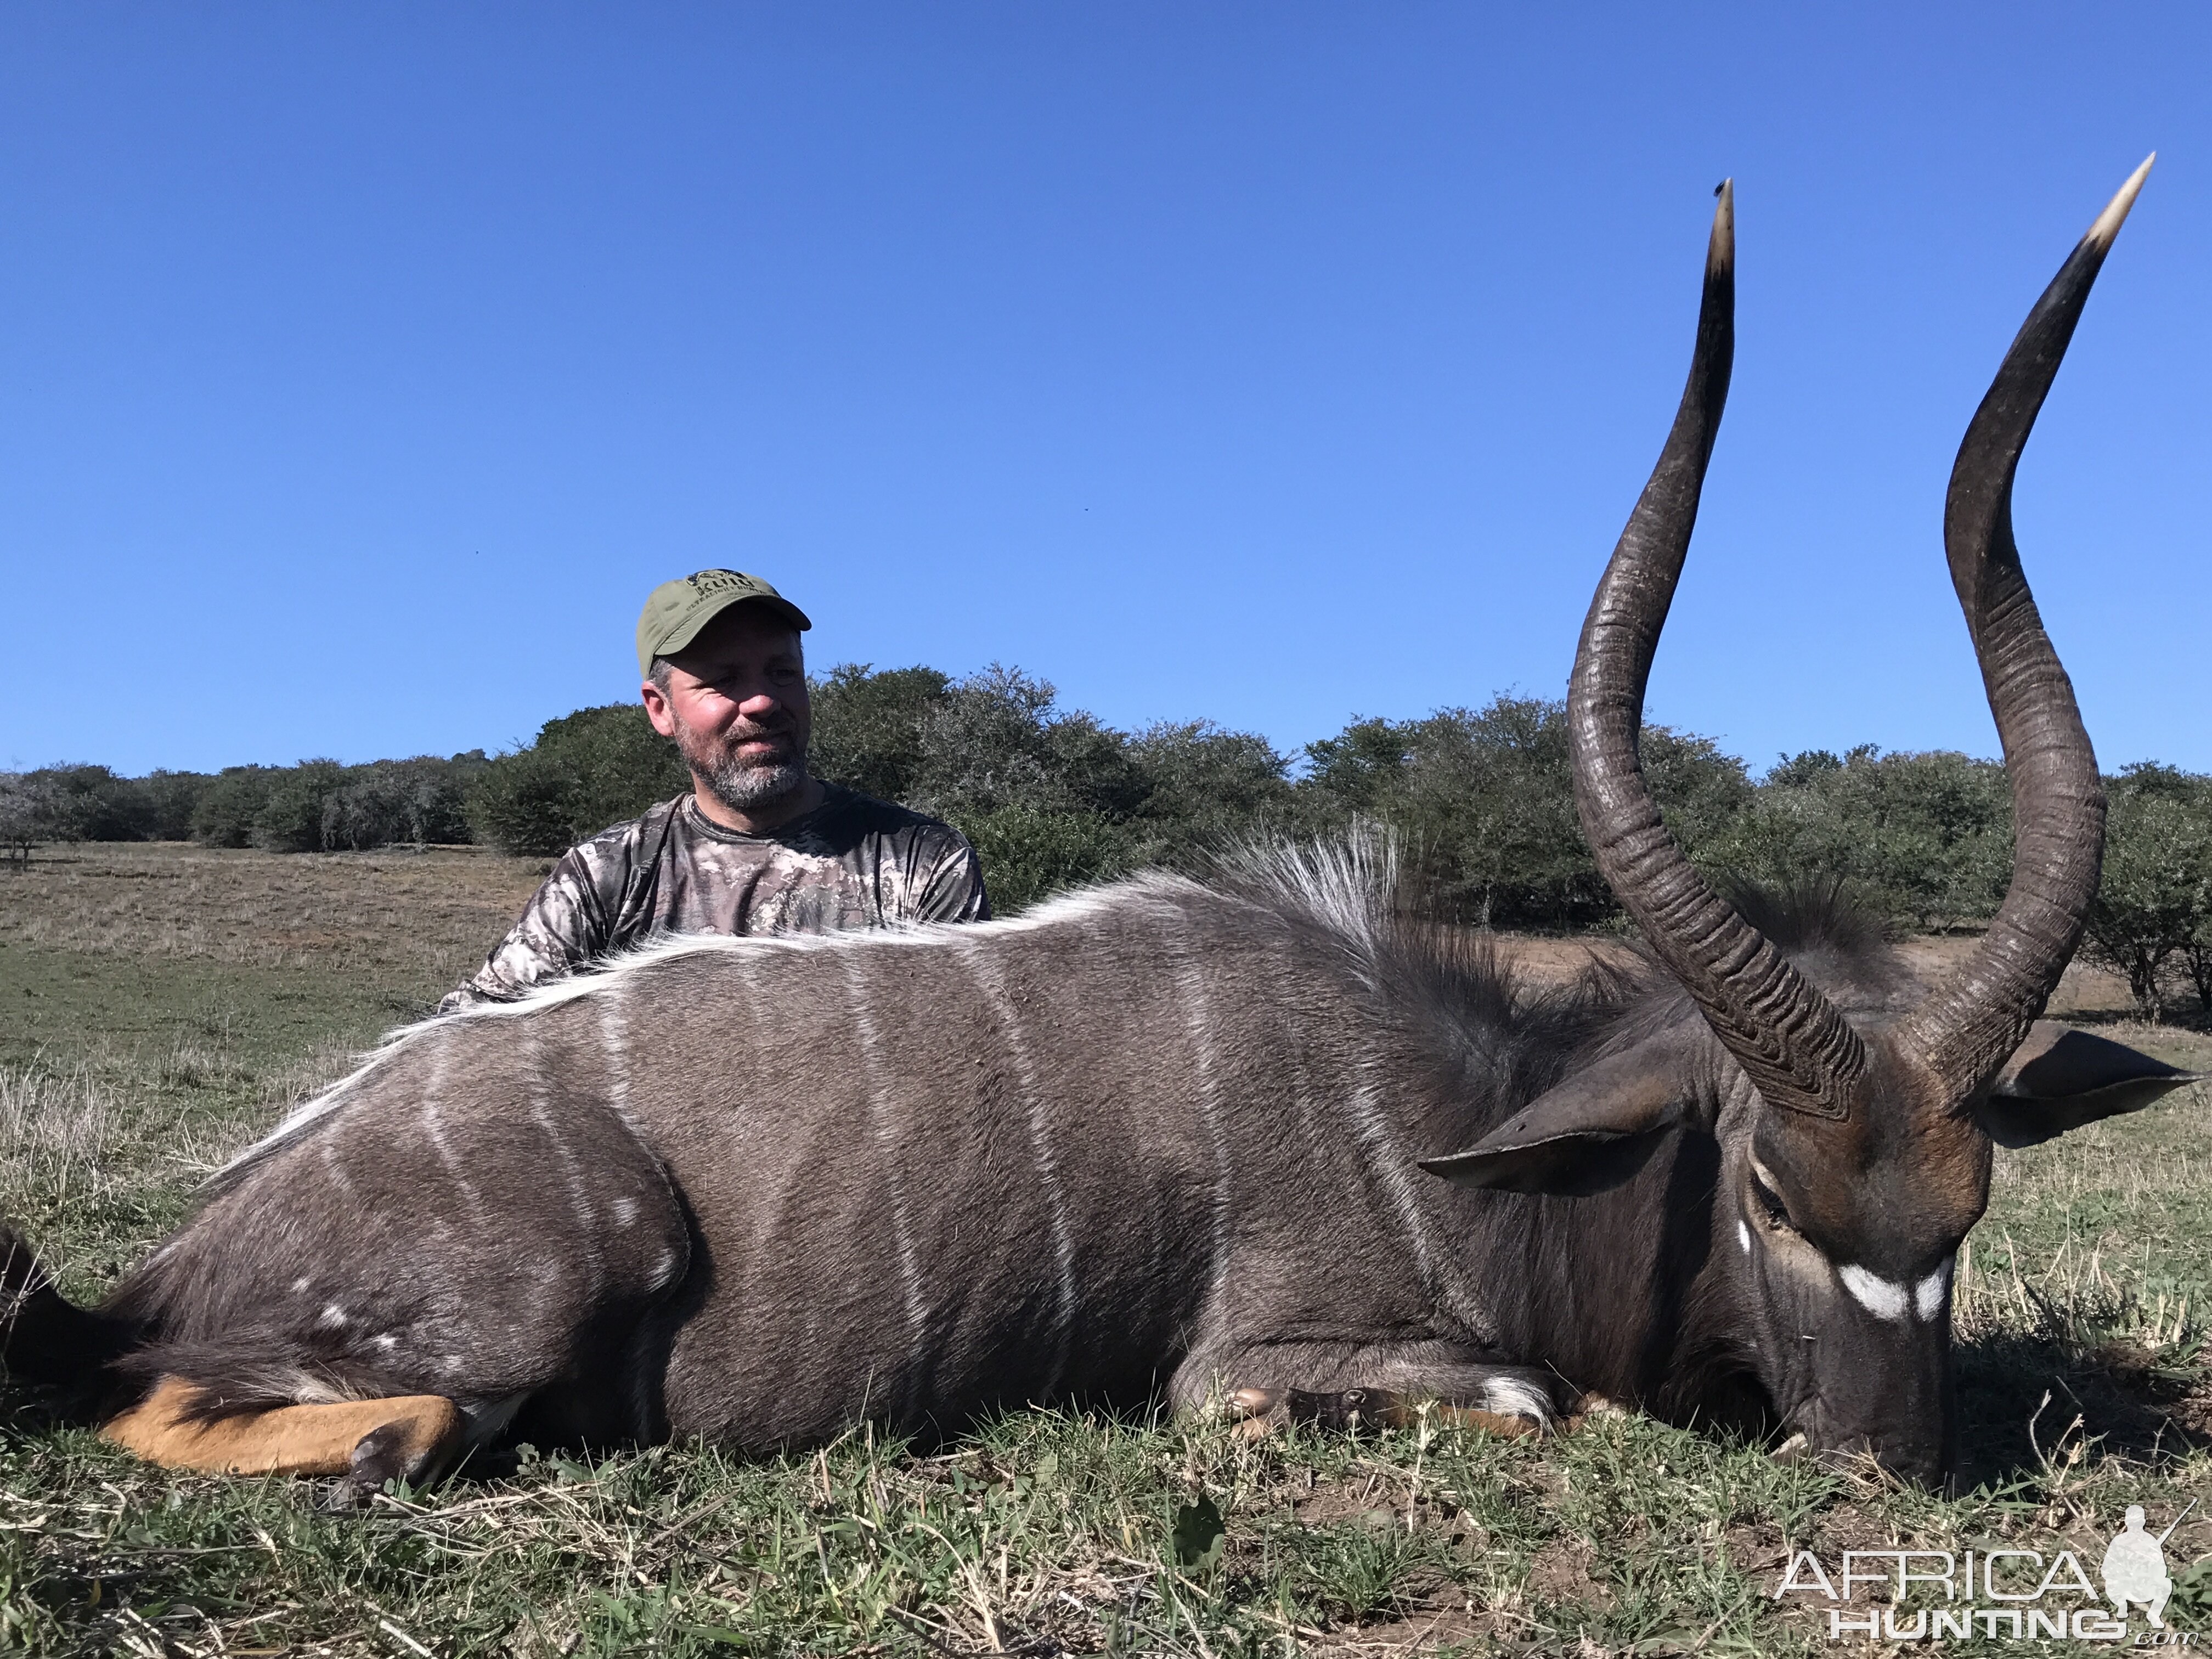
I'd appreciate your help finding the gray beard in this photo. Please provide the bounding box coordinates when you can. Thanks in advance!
[673,723,811,816]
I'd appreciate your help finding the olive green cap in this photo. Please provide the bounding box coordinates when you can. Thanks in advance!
[635,570,812,676]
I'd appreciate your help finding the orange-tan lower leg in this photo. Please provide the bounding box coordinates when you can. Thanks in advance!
[101,1375,464,1477]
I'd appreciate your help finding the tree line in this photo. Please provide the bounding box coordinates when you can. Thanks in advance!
[6,664,2208,1018]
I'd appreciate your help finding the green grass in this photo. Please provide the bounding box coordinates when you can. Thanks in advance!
[2,844,2208,1655]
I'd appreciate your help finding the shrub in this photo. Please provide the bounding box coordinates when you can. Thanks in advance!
[1126,720,1301,859]
[191,767,280,848]
[1707,747,2013,932]
[135,771,214,840]
[188,757,487,853]
[87,657,2212,969]
[250,759,348,853]
[805,663,1299,910]
[1302,695,1750,929]
[0,772,67,864]
[467,707,689,856]
[809,664,952,803]
[319,754,488,849]
[957,803,1137,916]
[2080,764,2212,1020]
[18,765,147,840]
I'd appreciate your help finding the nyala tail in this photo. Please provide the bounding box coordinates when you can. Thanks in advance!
[1,1221,136,1408]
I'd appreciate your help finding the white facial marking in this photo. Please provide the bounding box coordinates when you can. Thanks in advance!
[374,1333,399,1352]
[1737,1219,1752,1257]
[1837,1264,1911,1323]
[292,1276,312,1294]
[612,1196,640,1228]
[1914,1258,1954,1322]
[317,1304,349,1329]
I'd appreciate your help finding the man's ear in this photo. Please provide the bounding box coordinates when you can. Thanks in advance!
[1419,1031,1703,1198]
[1973,1021,2202,1149]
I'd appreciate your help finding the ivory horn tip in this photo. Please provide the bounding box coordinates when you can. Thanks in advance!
[2086,154,2155,247]
[1709,178,1735,270]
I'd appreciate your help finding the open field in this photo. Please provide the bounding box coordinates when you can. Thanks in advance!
[2,842,2208,1656]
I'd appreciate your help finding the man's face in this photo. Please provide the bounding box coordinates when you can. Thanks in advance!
[641,605,812,816]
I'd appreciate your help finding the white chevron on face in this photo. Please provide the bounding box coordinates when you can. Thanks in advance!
[1837,1263,1910,1324]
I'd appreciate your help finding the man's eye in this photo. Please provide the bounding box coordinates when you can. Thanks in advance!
[1750,1170,1794,1232]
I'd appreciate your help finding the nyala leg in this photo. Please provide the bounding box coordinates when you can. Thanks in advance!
[102,1375,465,1483]
[1225,1363,1565,1439]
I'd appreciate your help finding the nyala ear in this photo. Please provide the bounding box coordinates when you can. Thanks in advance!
[1419,1032,1702,1197]
[1974,1021,2202,1149]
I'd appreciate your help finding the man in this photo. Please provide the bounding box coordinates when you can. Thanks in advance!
[441,569,989,1011]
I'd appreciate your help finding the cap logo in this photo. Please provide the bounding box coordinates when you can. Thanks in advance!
[686,571,759,598]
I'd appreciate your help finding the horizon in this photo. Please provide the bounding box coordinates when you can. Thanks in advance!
[5,5,2206,777]
[2,662,2081,786]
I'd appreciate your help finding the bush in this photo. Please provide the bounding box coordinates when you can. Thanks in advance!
[466,706,689,856]
[2080,764,2212,1020]
[1302,695,1750,929]
[135,771,214,840]
[319,754,486,849]
[191,767,280,848]
[250,759,348,853]
[0,772,67,864]
[1125,721,1300,854]
[809,664,952,803]
[804,663,1303,912]
[186,757,487,853]
[5,764,213,843]
[957,803,1137,915]
[1706,747,2013,932]
[893,665,1149,909]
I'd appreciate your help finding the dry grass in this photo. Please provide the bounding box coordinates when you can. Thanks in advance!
[0,844,2207,1655]
[0,841,545,991]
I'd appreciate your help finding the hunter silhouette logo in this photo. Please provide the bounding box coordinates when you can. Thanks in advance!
[1774,1500,2198,1644]
[2104,1503,2185,1629]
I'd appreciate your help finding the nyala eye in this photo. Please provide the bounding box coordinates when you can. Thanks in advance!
[1750,1169,1794,1232]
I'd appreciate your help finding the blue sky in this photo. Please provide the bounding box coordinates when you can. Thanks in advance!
[3,4,2205,778]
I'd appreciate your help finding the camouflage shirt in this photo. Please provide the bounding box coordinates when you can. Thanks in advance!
[440,785,989,1012]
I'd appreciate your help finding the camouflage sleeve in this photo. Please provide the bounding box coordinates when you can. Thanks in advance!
[436,849,617,1014]
[909,827,991,924]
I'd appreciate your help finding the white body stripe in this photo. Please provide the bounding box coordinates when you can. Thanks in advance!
[1346,1047,1442,1290]
[839,952,929,1351]
[597,991,631,1115]
[1172,952,1234,1294]
[961,941,1076,1390]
